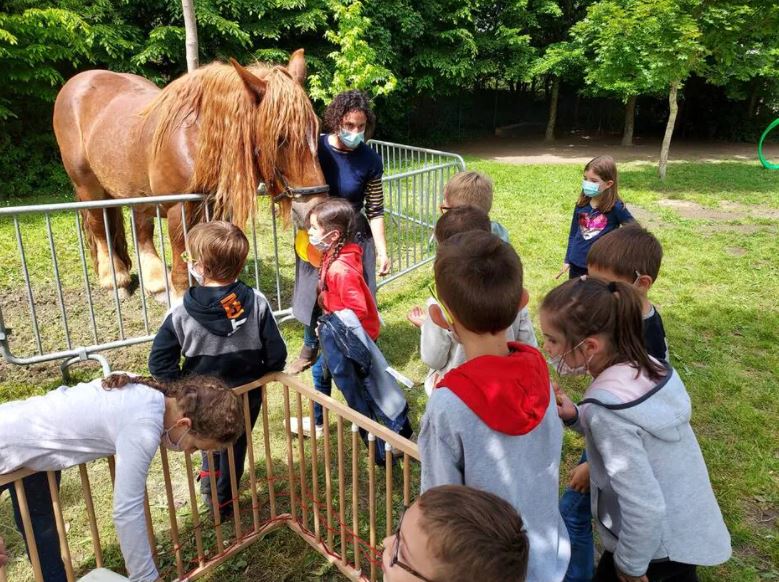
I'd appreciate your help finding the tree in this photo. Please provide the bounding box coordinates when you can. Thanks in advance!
[699,1,779,119]
[182,0,199,72]
[531,41,584,141]
[309,0,397,103]
[572,0,704,176]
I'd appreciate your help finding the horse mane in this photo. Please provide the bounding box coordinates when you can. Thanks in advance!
[146,61,317,228]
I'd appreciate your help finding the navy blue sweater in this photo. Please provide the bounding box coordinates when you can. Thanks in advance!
[565,200,634,268]
[318,134,384,219]
[149,282,286,388]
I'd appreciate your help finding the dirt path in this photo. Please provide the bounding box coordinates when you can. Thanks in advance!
[445,132,779,165]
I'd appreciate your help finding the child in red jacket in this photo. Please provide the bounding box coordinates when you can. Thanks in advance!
[290,198,381,437]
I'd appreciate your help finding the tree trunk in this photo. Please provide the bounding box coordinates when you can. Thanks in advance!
[622,95,637,146]
[658,82,679,180]
[182,0,199,72]
[747,80,759,118]
[545,77,560,143]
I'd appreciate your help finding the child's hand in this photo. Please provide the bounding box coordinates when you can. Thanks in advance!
[406,306,425,328]
[553,382,577,422]
[569,462,590,493]
[0,535,8,567]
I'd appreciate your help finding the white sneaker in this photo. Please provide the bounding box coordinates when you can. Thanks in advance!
[288,416,324,439]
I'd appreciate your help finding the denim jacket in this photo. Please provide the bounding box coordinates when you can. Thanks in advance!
[318,310,410,463]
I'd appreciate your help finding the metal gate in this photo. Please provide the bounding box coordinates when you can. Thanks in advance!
[0,141,464,375]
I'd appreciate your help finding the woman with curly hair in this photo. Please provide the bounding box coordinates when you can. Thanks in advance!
[0,373,244,582]
[289,89,389,375]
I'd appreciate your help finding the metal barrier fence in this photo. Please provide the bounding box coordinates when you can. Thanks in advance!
[0,372,420,582]
[0,140,464,375]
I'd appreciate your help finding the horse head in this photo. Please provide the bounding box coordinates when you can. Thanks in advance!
[231,50,329,228]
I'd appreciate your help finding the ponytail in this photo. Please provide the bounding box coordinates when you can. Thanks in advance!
[541,277,665,380]
[103,373,244,444]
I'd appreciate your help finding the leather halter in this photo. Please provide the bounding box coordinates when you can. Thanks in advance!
[264,171,329,203]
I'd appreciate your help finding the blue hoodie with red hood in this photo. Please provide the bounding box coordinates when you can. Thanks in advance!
[418,342,570,582]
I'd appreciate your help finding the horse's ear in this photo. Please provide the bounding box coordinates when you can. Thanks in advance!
[230,58,267,103]
[287,49,307,87]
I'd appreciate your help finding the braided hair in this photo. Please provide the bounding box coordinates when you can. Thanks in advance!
[103,373,245,444]
[306,198,356,293]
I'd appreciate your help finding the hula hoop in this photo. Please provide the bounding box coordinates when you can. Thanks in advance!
[757,118,779,169]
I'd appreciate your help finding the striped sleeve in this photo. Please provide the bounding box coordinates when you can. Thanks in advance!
[364,177,384,219]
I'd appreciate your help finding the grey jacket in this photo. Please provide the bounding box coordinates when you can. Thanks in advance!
[419,346,570,582]
[571,363,731,576]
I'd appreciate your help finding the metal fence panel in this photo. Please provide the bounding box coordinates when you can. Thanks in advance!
[0,141,464,373]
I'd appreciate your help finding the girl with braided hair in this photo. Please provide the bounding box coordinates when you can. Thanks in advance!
[0,373,243,582]
[290,198,381,438]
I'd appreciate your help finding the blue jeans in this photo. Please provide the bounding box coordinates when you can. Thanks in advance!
[560,451,594,582]
[1,472,67,582]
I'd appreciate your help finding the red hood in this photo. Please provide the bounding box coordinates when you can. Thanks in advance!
[437,342,551,435]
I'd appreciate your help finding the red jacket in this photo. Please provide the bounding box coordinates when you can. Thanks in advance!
[319,243,380,340]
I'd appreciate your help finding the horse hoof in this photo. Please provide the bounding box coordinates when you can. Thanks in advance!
[117,287,131,300]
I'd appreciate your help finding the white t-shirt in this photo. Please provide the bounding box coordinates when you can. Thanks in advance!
[0,379,165,582]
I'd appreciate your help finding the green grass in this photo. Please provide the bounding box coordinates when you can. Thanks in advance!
[2,159,778,580]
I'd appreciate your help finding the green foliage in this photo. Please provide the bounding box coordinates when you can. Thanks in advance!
[571,0,704,99]
[309,0,397,103]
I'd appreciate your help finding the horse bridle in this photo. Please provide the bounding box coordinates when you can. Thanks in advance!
[262,171,329,203]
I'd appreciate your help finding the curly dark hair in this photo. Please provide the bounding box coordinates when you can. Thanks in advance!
[103,373,245,444]
[322,90,376,139]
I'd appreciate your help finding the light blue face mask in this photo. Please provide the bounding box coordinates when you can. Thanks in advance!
[339,128,364,150]
[581,179,602,197]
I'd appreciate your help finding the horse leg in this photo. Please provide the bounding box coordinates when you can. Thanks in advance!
[166,203,190,301]
[75,183,132,297]
[132,206,168,297]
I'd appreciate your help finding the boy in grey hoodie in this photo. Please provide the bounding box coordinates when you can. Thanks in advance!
[418,230,570,582]
[541,277,731,582]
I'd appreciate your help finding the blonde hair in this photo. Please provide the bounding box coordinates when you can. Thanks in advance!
[187,221,249,282]
[443,171,494,214]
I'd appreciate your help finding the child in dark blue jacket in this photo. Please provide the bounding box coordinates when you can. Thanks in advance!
[563,155,634,279]
[149,220,286,519]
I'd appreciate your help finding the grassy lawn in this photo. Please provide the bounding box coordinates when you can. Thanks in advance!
[1,158,777,580]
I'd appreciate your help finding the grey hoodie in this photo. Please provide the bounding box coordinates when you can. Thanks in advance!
[570,363,731,576]
[419,344,570,582]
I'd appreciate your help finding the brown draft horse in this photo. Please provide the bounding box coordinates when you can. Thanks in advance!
[53,49,328,300]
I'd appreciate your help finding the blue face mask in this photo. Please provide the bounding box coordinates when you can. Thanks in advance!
[581,179,602,197]
[339,128,364,150]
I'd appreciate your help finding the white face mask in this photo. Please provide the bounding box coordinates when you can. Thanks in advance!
[308,228,336,252]
[162,423,190,451]
[188,263,205,286]
[548,339,591,376]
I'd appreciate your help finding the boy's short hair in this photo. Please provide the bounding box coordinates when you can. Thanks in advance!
[187,220,249,282]
[435,230,522,334]
[419,485,529,582]
[587,224,663,281]
[434,205,491,242]
[443,171,494,214]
